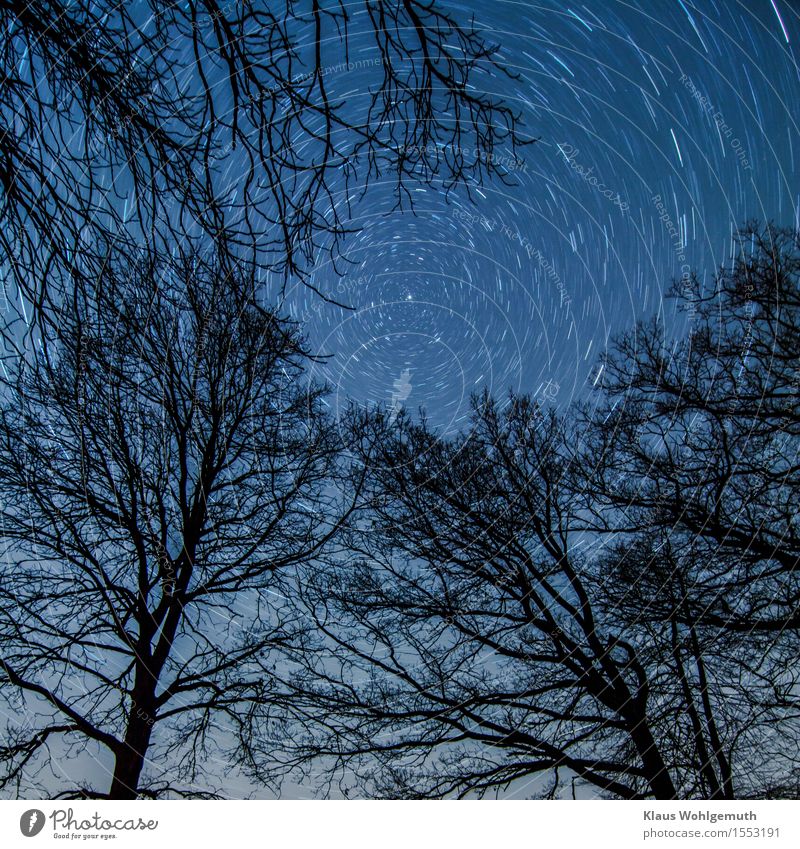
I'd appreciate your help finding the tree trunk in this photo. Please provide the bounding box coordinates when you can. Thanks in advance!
[109,701,155,799]
[628,717,678,799]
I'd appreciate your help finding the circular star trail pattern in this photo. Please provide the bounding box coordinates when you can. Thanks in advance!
[284,0,799,431]
[2,0,798,803]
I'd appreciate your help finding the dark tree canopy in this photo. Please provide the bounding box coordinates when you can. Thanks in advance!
[0,246,360,798]
[0,0,530,339]
[581,223,799,636]
[272,402,684,798]
[268,226,800,800]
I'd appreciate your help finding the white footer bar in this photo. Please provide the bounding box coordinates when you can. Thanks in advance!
[3,799,798,849]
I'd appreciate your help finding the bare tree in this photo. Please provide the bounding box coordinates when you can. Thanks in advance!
[580,224,800,636]
[1,0,531,338]
[568,223,800,799]
[0,245,361,798]
[264,226,800,799]
[274,398,722,799]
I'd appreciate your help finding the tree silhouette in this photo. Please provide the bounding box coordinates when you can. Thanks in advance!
[0,246,361,798]
[0,0,530,340]
[0,0,534,800]
[572,223,800,798]
[581,224,799,636]
[279,401,685,798]
[271,225,800,799]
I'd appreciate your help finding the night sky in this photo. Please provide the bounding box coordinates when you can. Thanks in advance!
[2,0,798,802]
[283,0,799,432]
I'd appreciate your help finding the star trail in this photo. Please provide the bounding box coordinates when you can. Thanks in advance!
[1,0,799,810]
[284,0,799,431]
